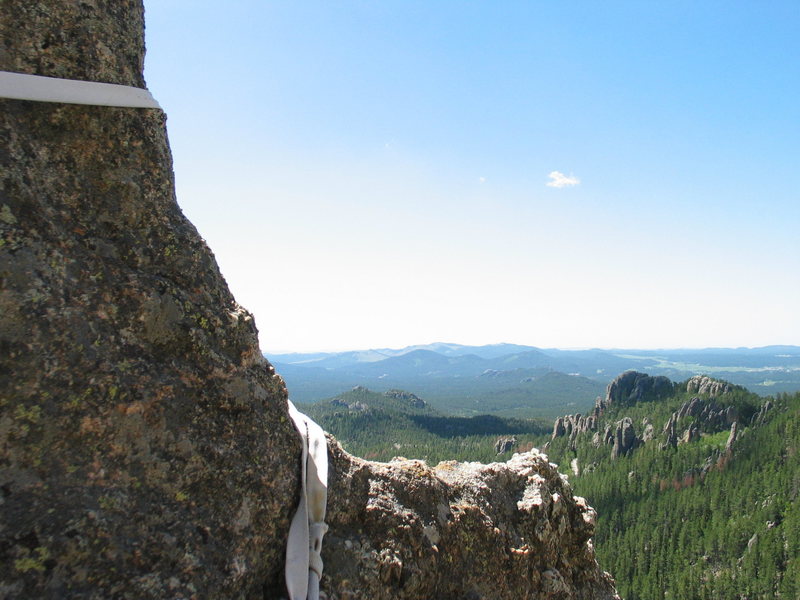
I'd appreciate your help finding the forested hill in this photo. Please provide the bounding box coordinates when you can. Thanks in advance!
[304,386,550,462]
[307,372,800,599]
[543,372,800,599]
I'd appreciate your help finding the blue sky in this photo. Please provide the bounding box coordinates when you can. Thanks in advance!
[143,1,799,352]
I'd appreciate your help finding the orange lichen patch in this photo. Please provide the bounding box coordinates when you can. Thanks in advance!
[107,442,127,457]
[80,416,105,435]
[179,372,202,387]
[152,385,174,402]
[86,456,107,482]
[434,460,458,472]
[115,401,146,416]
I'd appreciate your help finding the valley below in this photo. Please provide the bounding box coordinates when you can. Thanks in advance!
[279,344,800,599]
[270,343,800,418]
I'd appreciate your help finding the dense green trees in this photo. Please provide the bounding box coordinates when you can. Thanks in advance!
[307,383,800,598]
[560,390,800,599]
[305,387,548,463]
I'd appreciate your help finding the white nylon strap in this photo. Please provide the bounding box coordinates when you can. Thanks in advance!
[286,401,329,600]
[0,71,161,109]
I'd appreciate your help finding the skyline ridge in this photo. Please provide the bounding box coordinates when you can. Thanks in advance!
[265,341,800,356]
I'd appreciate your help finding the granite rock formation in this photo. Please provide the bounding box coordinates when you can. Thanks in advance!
[552,413,598,452]
[494,436,517,454]
[596,371,674,414]
[324,442,618,600]
[725,422,739,454]
[679,423,701,445]
[659,395,740,451]
[330,398,370,412]
[554,374,741,460]
[685,375,734,397]
[1,2,618,598]
[610,418,639,459]
[552,414,597,441]
[661,414,679,450]
[1,2,300,597]
[751,400,773,425]
[383,390,427,409]
[562,372,672,454]
[641,420,655,442]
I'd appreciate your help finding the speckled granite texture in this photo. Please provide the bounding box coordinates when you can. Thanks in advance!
[323,441,618,600]
[1,2,299,597]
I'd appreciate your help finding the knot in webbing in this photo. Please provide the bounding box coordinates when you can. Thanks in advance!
[308,521,329,577]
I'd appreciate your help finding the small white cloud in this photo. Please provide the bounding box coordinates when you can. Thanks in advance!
[546,171,580,188]
[478,176,486,184]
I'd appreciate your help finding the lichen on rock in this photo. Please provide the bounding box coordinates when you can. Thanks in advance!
[1,2,299,597]
[323,442,618,599]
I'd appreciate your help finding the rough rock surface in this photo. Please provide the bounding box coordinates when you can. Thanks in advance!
[556,410,641,461]
[751,400,773,425]
[641,420,655,443]
[553,417,568,439]
[494,436,517,454]
[661,415,678,450]
[679,424,701,445]
[597,371,673,413]
[324,442,618,600]
[383,389,427,409]
[1,2,619,599]
[725,422,739,454]
[552,414,597,442]
[685,375,734,397]
[659,396,740,450]
[610,418,639,459]
[1,2,300,597]
[554,375,741,460]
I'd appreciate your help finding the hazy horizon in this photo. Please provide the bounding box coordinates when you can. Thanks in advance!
[263,340,800,356]
[143,1,799,353]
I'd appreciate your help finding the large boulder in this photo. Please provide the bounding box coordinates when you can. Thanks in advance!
[685,375,733,397]
[752,400,773,425]
[383,390,427,409]
[1,2,300,597]
[598,371,674,413]
[553,416,568,439]
[668,397,741,439]
[494,436,517,454]
[610,418,639,459]
[725,422,739,454]
[552,413,597,442]
[660,414,678,450]
[324,442,618,599]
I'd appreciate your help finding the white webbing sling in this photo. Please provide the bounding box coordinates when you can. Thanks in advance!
[285,401,329,600]
[0,71,161,108]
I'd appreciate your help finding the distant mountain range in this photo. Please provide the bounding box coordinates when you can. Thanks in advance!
[267,343,800,418]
